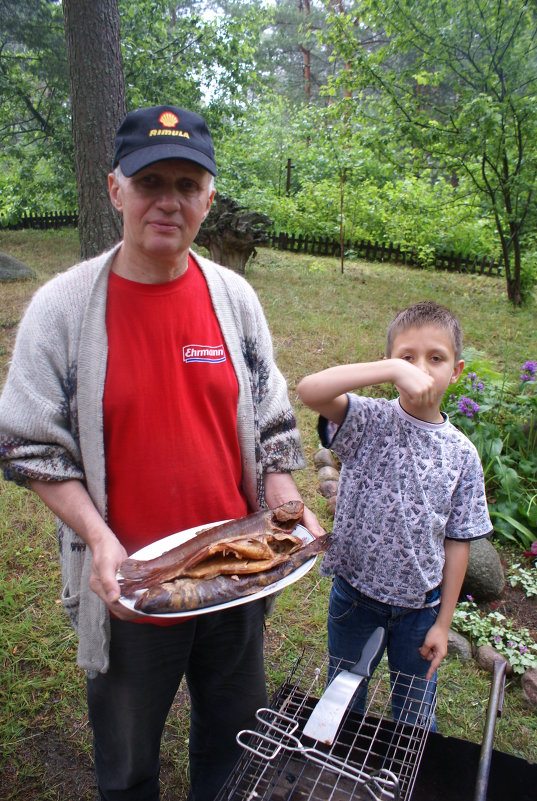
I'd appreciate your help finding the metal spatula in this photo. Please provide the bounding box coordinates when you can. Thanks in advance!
[302,627,386,745]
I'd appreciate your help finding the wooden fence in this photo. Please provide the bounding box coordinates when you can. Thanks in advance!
[268,231,503,277]
[0,210,79,230]
[0,211,502,277]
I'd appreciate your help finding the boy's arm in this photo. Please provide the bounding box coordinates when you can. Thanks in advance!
[297,360,436,424]
[419,539,470,680]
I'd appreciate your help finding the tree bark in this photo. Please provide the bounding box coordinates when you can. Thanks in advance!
[298,0,311,99]
[62,0,126,259]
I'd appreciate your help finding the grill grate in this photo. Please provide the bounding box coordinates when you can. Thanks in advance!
[217,653,436,801]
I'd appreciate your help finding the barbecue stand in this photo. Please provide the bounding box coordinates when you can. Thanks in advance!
[216,654,522,801]
[217,650,436,801]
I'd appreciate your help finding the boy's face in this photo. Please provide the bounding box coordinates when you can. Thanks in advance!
[390,324,464,420]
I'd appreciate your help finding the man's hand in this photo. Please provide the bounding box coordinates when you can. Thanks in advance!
[29,478,140,620]
[263,471,325,538]
[88,529,140,620]
[301,504,326,538]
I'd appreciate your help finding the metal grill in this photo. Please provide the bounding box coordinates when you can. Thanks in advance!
[216,653,437,801]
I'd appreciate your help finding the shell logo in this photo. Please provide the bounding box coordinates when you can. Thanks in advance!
[158,111,179,129]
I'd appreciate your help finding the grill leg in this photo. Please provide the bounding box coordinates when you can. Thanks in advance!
[473,660,507,801]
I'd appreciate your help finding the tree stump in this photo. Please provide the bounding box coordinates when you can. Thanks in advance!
[195,194,272,274]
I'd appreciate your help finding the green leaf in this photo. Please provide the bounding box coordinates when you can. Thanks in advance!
[489,510,535,550]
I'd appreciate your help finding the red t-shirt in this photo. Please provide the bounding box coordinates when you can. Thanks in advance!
[104,256,248,557]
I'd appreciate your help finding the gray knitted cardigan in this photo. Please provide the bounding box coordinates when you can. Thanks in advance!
[0,244,305,675]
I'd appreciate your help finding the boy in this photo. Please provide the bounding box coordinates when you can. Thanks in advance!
[297,301,492,727]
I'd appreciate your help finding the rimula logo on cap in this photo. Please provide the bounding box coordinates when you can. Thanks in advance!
[149,110,190,140]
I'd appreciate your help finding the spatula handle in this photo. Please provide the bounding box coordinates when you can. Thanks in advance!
[349,627,386,678]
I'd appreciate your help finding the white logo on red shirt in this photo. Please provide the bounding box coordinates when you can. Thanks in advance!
[183,344,226,364]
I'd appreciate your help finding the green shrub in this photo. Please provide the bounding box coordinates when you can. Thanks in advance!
[443,354,537,550]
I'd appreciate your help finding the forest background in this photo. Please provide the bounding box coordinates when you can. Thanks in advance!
[2,0,537,305]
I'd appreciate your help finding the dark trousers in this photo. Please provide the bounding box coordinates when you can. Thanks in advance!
[87,600,267,801]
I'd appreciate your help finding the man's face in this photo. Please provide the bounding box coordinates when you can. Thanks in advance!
[108,159,214,266]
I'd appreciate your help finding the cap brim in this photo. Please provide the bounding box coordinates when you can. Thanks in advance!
[119,144,217,177]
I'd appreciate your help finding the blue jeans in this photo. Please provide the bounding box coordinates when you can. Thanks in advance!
[87,600,267,801]
[327,576,438,730]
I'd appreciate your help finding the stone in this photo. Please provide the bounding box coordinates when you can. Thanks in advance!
[326,495,337,516]
[521,669,537,708]
[317,465,340,483]
[476,645,513,677]
[313,448,336,469]
[460,538,505,602]
[0,251,36,282]
[319,480,339,499]
[447,629,473,661]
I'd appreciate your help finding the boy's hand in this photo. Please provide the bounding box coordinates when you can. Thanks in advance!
[392,359,436,407]
[418,622,449,680]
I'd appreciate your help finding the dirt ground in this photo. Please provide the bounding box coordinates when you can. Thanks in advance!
[478,557,537,643]
[2,584,536,801]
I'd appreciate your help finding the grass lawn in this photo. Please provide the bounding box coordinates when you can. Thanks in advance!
[0,229,536,800]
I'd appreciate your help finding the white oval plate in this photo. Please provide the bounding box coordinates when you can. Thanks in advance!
[117,521,316,618]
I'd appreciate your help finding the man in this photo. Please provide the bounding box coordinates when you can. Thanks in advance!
[0,105,322,801]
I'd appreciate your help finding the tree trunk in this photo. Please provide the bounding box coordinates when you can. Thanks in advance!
[329,0,352,97]
[62,0,126,259]
[298,0,311,100]
[206,244,250,275]
[505,253,523,306]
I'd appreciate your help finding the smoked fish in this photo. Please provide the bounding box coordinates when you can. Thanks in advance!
[134,532,332,614]
[118,501,305,596]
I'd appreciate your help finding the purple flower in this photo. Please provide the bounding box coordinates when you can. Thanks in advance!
[520,645,527,654]
[466,594,474,602]
[507,641,515,648]
[458,397,480,418]
[494,634,501,643]
[521,360,537,382]
[467,372,484,392]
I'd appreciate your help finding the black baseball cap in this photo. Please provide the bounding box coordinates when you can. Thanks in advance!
[112,105,217,177]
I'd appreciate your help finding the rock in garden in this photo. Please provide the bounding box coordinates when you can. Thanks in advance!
[521,669,537,708]
[476,645,513,677]
[447,629,473,661]
[460,538,505,602]
[319,480,339,499]
[317,465,340,483]
[326,495,337,516]
[0,251,36,282]
[313,448,337,469]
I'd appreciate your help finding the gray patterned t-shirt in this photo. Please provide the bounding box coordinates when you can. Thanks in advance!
[319,394,492,608]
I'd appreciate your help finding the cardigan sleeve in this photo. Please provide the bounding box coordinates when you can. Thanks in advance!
[0,272,86,485]
[233,274,305,474]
